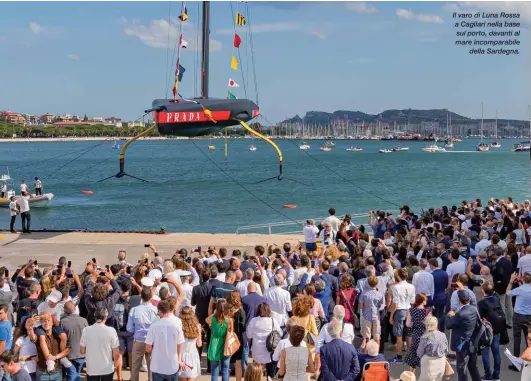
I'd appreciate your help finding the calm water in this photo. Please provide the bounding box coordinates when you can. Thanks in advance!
[0,138,529,233]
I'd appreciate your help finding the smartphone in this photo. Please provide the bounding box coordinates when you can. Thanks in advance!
[67,261,72,268]
[4,269,8,278]
[33,260,38,265]
[92,258,96,264]
[154,253,159,257]
[144,244,150,248]
[144,258,149,264]
[105,265,110,272]
[450,282,457,288]
[197,246,201,253]
[99,271,106,276]
[161,277,167,283]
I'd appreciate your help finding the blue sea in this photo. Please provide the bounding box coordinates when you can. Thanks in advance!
[0,138,529,233]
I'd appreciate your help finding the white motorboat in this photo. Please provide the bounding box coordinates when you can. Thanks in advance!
[392,146,409,152]
[299,143,311,150]
[248,145,257,152]
[512,142,531,152]
[320,145,332,152]
[490,142,501,148]
[346,147,363,151]
[422,144,446,153]
[0,170,54,207]
[477,143,490,152]
[379,148,393,153]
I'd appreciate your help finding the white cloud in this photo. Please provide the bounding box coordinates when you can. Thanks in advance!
[68,54,80,61]
[215,22,302,35]
[346,2,378,14]
[396,9,444,24]
[311,31,327,39]
[124,19,221,52]
[442,3,460,13]
[443,2,531,25]
[28,22,43,34]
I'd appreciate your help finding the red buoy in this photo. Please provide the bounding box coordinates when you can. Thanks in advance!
[283,204,296,209]
[81,190,94,195]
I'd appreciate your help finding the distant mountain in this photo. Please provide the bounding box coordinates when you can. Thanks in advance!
[278,108,527,126]
[281,109,467,125]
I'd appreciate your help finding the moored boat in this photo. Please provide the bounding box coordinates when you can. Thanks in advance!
[0,171,54,207]
[379,148,393,153]
[346,147,363,151]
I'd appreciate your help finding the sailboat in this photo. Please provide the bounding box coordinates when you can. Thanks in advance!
[490,110,501,148]
[444,111,453,148]
[112,141,120,149]
[477,103,489,152]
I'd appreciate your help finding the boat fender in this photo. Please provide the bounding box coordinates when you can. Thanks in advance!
[81,190,94,195]
[283,204,296,209]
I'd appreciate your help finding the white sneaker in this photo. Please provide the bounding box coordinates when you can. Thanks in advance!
[46,360,55,372]
[60,357,72,368]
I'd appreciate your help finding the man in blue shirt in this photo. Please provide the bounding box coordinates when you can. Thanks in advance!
[507,272,531,359]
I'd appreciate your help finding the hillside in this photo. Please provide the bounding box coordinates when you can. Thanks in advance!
[279,108,526,126]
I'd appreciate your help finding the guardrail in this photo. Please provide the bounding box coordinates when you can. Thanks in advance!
[235,212,390,235]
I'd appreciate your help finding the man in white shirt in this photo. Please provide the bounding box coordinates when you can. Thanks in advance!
[145,300,185,381]
[9,196,18,233]
[474,230,491,254]
[19,180,28,194]
[264,274,292,328]
[236,268,262,298]
[517,246,531,275]
[446,250,466,286]
[80,307,120,381]
[412,259,434,301]
[0,181,6,198]
[34,177,43,196]
[321,208,341,231]
[17,191,32,233]
[303,220,319,253]
[389,268,415,363]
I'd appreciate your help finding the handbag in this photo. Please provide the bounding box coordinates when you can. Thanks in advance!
[341,289,359,329]
[223,318,241,357]
[444,359,455,376]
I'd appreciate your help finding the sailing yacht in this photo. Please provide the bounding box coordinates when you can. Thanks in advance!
[299,142,310,150]
[444,111,454,148]
[477,103,489,152]
[490,110,501,148]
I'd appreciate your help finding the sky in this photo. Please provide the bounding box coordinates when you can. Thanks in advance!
[0,1,530,123]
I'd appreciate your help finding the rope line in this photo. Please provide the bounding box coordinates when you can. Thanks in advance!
[259,114,407,211]
[190,139,300,223]
[228,1,248,98]
[165,0,173,98]
[246,2,259,106]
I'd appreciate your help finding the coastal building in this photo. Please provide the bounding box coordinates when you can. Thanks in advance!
[40,113,53,124]
[0,111,26,125]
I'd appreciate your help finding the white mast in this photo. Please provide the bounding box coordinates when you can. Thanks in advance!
[495,109,498,140]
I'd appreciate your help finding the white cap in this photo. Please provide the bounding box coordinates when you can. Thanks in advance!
[148,269,163,281]
[174,269,191,277]
[141,277,154,287]
[46,290,62,303]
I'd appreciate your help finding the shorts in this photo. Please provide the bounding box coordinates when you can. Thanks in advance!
[361,315,381,341]
[392,309,407,337]
[305,242,317,251]
[118,331,134,353]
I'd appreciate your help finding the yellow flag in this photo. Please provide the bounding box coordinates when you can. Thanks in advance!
[231,56,239,70]
[235,12,245,26]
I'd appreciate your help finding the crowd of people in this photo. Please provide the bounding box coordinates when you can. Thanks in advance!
[0,197,530,381]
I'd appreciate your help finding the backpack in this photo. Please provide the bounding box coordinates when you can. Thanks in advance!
[113,295,130,331]
[265,317,281,353]
[473,309,493,350]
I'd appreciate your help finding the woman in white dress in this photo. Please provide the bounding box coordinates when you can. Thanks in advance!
[278,325,314,381]
[178,306,202,380]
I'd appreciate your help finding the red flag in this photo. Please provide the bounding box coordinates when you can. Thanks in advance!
[233,34,241,48]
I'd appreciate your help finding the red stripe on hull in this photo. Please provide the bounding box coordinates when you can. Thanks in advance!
[155,110,231,124]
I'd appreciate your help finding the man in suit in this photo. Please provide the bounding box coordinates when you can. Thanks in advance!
[429,258,449,331]
[319,319,360,381]
[445,290,481,381]
[492,250,514,327]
